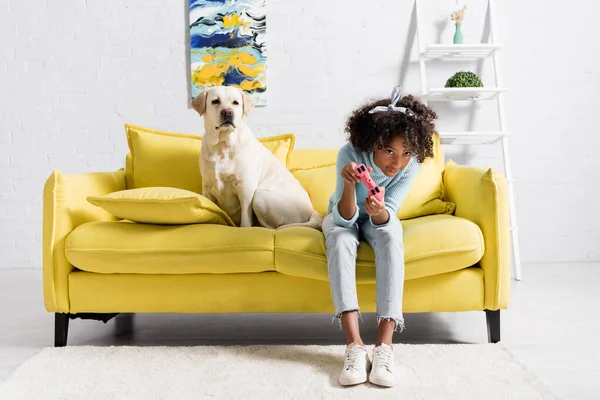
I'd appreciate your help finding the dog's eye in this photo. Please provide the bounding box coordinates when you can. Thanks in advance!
[233,100,240,106]
[211,99,220,105]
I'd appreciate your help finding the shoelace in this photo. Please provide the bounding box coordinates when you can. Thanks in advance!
[343,346,365,371]
[373,347,393,371]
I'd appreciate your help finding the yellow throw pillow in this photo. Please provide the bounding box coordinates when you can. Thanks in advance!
[397,133,455,219]
[87,187,235,226]
[124,124,296,194]
[291,163,337,216]
[397,159,455,220]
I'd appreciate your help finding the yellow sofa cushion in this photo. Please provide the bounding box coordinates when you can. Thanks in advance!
[288,149,339,170]
[86,187,234,226]
[290,163,337,216]
[274,214,484,283]
[66,222,275,274]
[290,133,455,220]
[399,152,455,220]
[124,124,295,193]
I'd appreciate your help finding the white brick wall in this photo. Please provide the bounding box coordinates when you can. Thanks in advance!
[1,0,599,268]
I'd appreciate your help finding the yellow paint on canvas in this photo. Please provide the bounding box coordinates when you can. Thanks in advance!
[230,49,263,78]
[191,63,227,86]
[222,14,249,29]
[237,51,257,65]
[240,80,264,91]
[237,63,264,78]
[191,46,265,88]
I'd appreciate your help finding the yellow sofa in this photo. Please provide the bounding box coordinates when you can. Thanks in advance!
[43,126,510,347]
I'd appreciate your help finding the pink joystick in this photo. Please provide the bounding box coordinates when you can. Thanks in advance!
[354,163,384,202]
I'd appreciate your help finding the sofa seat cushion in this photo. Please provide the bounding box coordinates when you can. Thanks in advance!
[274,214,484,283]
[66,221,275,274]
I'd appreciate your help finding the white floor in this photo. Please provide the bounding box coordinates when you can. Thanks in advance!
[1,264,598,399]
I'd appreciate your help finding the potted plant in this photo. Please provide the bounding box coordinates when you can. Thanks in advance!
[445,71,483,88]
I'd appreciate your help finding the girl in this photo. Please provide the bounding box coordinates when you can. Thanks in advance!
[323,86,437,388]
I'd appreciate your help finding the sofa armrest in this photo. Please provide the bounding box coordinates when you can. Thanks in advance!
[443,161,510,310]
[43,169,126,312]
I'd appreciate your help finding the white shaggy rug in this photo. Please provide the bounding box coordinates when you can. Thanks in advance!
[0,344,560,400]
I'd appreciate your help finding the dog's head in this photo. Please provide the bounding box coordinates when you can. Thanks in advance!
[190,86,255,131]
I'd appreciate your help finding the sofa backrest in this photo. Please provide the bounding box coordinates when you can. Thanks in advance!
[123,124,454,220]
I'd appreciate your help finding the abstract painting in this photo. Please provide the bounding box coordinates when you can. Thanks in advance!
[189,0,267,106]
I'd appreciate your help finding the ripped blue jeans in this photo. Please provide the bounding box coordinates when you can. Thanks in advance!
[322,213,405,332]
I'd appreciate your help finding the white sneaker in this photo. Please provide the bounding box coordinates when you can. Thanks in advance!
[369,343,396,387]
[338,343,371,386]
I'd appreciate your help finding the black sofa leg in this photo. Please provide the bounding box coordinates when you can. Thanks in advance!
[55,313,69,347]
[54,313,121,347]
[115,313,134,337]
[485,309,501,343]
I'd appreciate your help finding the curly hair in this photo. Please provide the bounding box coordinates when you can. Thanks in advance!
[345,94,437,163]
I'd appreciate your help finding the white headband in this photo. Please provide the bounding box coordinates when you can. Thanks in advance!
[368,86,414,117]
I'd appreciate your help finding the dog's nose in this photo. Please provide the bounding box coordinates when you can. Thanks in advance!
[221,109,233,120]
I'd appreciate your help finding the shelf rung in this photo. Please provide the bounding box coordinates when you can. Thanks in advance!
[427,87,506,101]
[423,44,502,60]
[438,131,509,145]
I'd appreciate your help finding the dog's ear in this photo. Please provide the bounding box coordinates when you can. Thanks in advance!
[239,88,255,118]
[190,91,208,116]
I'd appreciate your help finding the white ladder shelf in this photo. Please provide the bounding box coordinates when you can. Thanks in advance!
[415,0,522,280]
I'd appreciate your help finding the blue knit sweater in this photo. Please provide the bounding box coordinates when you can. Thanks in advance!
[327,142,420,228]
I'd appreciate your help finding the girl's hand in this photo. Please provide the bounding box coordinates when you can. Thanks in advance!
[341,162,372,186]
[364,187,386,217]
